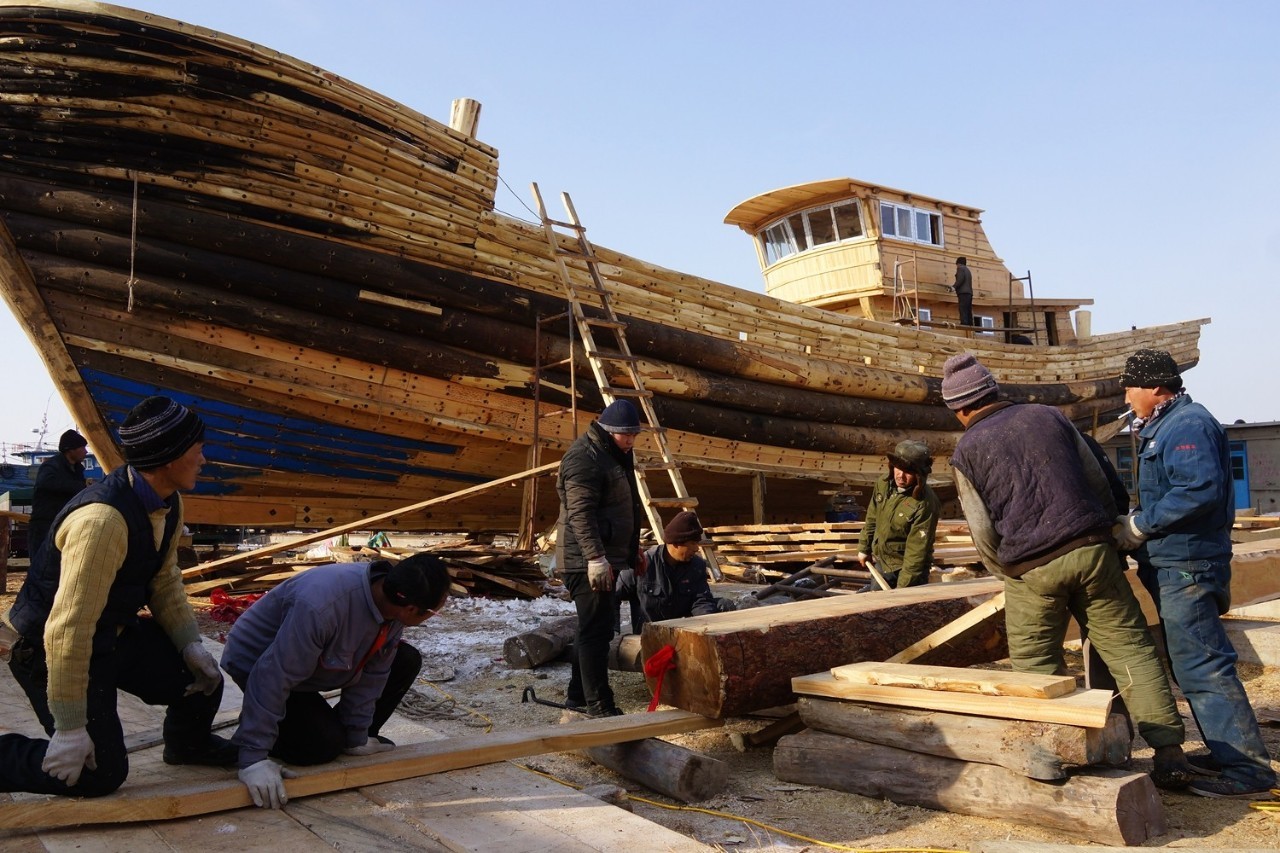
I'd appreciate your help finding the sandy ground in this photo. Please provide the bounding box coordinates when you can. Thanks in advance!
[7,573,1280,851]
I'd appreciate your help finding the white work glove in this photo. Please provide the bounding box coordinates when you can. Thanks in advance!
[1113,513,1148,552]
[42,726,96,786]
[181,641,224,696]
[239,758,298,809]
[344,737,395,756]
[587,557,614,592]
[856,552,871,567]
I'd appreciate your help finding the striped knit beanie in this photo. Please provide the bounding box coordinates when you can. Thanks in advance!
[118,396,206,469]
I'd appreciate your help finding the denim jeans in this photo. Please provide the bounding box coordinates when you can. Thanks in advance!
[1138,558,1276,787]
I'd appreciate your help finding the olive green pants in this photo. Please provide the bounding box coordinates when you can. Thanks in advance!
[1003,543,1184,749]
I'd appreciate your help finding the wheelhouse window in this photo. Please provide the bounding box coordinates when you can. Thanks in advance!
[759,200,864,265]
[880,201,942,246]
[977,315,995,336]
[917,308,932,322]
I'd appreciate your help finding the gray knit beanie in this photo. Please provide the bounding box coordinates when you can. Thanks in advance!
[941,353,999,411]
[118,396,206,469]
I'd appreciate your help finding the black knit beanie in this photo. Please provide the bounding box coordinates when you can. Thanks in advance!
[118,396,206,470]
[1119,349,1183,390]
[58,429,88,454]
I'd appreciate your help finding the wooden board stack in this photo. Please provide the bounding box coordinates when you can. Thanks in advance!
[778,662,1166,846]
[704,520,983,582]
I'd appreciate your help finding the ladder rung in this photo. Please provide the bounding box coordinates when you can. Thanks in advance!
[602,387,653,399]
[537,357,575,369]
[585,350,638,363]
[557,247,593,261]
[635,461,679,472]
[535,407,575,419]
[537,311,573,326]
[583,318,626,330]
[648,497,699,509]
[546,217,582,231]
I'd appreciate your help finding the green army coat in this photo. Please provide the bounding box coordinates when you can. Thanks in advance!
[856,473,941,587]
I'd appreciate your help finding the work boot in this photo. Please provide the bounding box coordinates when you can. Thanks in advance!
[1186,753,1222,776]
[1150,744,1194,791]
[1189,776,1275,799]
[585,702,624,718]
[163,733,239,767]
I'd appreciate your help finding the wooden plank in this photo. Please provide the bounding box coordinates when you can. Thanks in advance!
[181,462,558,580]
[0,710,719,831]
[887,591,1006,664]
[972,843,1280,853]
[830,661,1077,699]
[775,731,1164,846]
[798,697,1129,781]
[792,672,1113,728]
[360,762,712,852]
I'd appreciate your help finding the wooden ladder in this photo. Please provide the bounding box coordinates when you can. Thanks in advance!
[531,183,720,579]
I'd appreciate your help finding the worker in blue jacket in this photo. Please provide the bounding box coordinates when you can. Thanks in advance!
[1114,349,1276,799]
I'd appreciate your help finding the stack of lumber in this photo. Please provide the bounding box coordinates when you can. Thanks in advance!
[705,520,983,582]
[778,662,1165,846]
[183,540,549,600]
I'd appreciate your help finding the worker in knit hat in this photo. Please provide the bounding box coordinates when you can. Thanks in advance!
[28,429,91,558]
[1,396,235,799]
[1115,350,1276,798]
[943,353,1196,792]
[616,510,742,634]
[855,439,941,591]
[554,399,646,717]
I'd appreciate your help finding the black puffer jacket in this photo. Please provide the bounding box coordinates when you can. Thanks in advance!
[555,422,643,574]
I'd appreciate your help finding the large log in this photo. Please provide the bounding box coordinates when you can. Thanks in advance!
[774,730,1165,846]
[503,616,578,669]
[797,697,1130,781]
[640,578,1007,718]
[582,739,728,804]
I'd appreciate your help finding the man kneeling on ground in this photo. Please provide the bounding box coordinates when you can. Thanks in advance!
[616,511,737,634]
[222,553,449,808]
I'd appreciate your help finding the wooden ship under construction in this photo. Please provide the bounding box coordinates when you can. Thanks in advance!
[0,1,1206,535]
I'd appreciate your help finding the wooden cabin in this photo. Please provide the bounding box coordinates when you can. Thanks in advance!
[724,179,1090,345]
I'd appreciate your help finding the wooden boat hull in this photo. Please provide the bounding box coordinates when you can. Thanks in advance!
[0,2,1205,530]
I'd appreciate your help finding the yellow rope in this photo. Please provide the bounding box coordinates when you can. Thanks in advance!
[516,763,962,853]
[416,681,962,852]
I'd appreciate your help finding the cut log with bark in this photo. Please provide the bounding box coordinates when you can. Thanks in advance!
[640,578,1007,718]
[774,730,1165,846]
[582,739,728,803]
[797,697,1130,781]
[503,616,578,669]
[609,633,644,672]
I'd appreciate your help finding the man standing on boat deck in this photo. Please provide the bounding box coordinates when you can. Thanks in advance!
[28,429,91,557]
[951,257,974,327]
[0,396,236,798]
[943,353,1195,791]
[855,440,941,590]
[221,554,446,809]
[556,399,646,717]
[1113,349,1277,799]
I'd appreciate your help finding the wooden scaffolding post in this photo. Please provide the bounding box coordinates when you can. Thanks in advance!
[530,183,720,579]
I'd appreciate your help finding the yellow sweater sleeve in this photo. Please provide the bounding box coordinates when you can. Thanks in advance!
[45,504,129,730]
[146,494,200,651]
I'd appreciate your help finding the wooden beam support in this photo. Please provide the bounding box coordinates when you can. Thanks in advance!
[797,697,1129,781]
[0,710,719,831]
[775,731,1164,846]
[182,462,558,580]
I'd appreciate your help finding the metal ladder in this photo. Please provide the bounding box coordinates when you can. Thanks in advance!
[530,183,720,578]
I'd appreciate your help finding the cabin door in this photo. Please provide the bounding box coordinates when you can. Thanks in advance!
[1229,440,1250,511]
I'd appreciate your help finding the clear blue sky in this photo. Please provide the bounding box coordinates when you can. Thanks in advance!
[3,0,1277,455]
